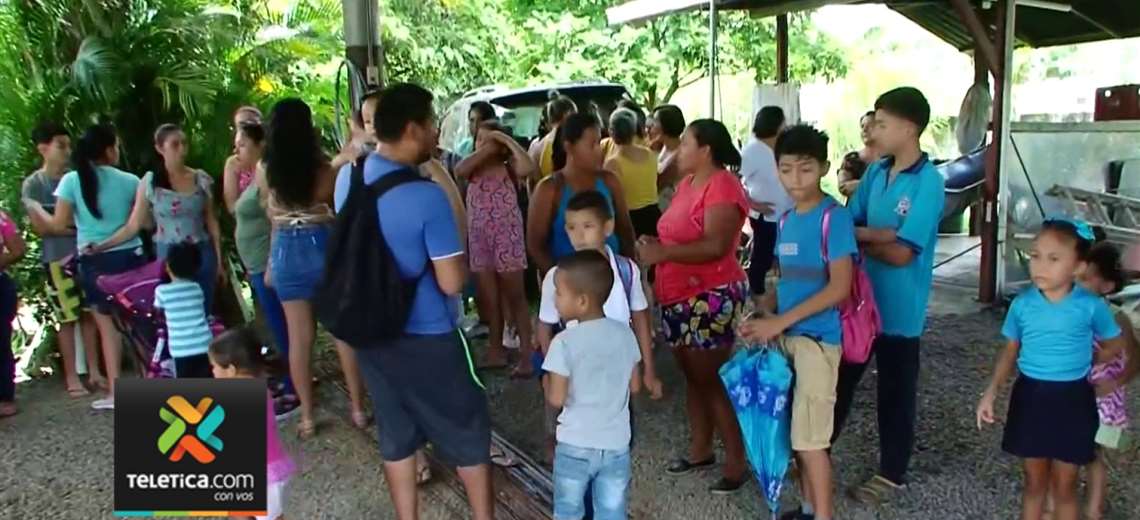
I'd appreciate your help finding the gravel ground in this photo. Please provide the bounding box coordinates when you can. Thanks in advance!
[3,307,1138,519]
[483,310,1140,519]
[0,369,470,519]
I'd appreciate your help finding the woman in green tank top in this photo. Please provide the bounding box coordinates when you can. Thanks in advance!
[233,123,297,416]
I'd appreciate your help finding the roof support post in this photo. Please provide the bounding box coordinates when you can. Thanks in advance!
[973,45,990,86]
[776,14,789,83]
[949,0,1000,78]
[342,0,383,97]
[708,0,719,117]
[979,0,1015,303]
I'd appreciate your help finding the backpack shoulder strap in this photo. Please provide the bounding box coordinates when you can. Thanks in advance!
[820,203,834,264]
[366,167,429,199]
[615,254,634,304]
[349,154,368,192]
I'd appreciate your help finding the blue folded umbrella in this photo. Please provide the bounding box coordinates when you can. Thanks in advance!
[719,346,793,518]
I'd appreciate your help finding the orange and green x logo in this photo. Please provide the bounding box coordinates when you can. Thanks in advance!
[158,396,225,464]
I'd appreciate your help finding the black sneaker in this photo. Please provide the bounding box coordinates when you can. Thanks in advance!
[708,476,749,495]
[274,394,300,422]
[778,508,814,520]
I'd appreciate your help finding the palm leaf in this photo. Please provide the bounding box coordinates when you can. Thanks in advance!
[70,36,118,100]
[202,4,241,19]
[154,61,218,117]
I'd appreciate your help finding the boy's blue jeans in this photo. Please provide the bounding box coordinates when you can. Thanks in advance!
[553,443,631,520]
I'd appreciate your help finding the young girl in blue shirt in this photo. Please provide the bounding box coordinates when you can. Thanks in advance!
[976,219,1126,520]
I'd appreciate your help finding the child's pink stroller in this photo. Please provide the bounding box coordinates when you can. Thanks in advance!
[96,259,222,378]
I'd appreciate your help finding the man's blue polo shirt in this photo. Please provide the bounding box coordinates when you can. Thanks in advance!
[333,153,463,335]
[848,153,945,338]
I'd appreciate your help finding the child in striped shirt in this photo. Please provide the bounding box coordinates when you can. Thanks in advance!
[155,241,213,378]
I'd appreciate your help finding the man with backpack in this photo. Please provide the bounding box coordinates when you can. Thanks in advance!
[836,87,945,505]
[326,83,493,520]
[739,125,857,520]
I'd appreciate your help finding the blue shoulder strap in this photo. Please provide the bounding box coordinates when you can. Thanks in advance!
[615,254,634,304]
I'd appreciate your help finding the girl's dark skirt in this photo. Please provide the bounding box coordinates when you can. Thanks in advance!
[1002,374,1098,466]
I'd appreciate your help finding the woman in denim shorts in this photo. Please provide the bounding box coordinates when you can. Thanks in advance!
[262,98,368,439]
[25,123,146,411]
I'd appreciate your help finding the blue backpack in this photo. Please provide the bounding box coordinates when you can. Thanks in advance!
[615,253,635,306]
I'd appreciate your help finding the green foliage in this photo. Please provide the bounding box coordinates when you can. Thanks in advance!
[1013,45,1077,83]
[506,1,847,110]
[0,0,849,338]
[0,0,344,333]
[381,0,520,98]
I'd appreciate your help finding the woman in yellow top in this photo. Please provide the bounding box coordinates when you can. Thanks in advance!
[529,94,578,181]
[601,99,649,159]
[604,108,660,238]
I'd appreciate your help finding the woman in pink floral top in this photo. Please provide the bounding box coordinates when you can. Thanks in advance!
[93,124,223,311]
[1078,243,1139,519]
[0,211,27,418]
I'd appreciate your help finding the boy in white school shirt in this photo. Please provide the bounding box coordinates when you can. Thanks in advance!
[535,190,663,463]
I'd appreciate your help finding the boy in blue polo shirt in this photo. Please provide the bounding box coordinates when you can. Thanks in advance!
[836,87,945,504]
[740,125,857,520]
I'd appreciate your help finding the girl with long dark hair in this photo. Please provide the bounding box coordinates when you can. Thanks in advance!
[636,119,749,494]
[260,98,368,438]
[93,124,222,311]
[25,123,145,411]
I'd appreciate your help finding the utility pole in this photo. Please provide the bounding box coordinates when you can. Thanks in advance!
[342,0,383,102]
[708,0,718,118]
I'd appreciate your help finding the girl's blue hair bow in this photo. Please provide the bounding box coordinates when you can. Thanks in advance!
[1044,216,1096,242]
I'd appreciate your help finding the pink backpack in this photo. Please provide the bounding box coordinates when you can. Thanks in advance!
[780,205,881,363]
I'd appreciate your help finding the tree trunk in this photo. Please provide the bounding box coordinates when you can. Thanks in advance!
[212,255,250,328]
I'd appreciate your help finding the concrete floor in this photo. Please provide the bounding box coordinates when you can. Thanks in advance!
[929,235,989,316]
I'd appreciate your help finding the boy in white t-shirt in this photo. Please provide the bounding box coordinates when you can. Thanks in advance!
[537,191,660,390]
[536,190,663,463]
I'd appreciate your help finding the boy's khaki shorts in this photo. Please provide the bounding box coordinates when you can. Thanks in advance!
[776,335,841,451]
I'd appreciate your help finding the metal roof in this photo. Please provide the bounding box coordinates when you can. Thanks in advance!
[608,1,1140,50]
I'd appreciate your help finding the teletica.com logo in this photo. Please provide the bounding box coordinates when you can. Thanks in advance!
[158,395,225,463]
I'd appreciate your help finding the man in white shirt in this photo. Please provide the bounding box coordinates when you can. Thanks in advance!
[740,106,793,306]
